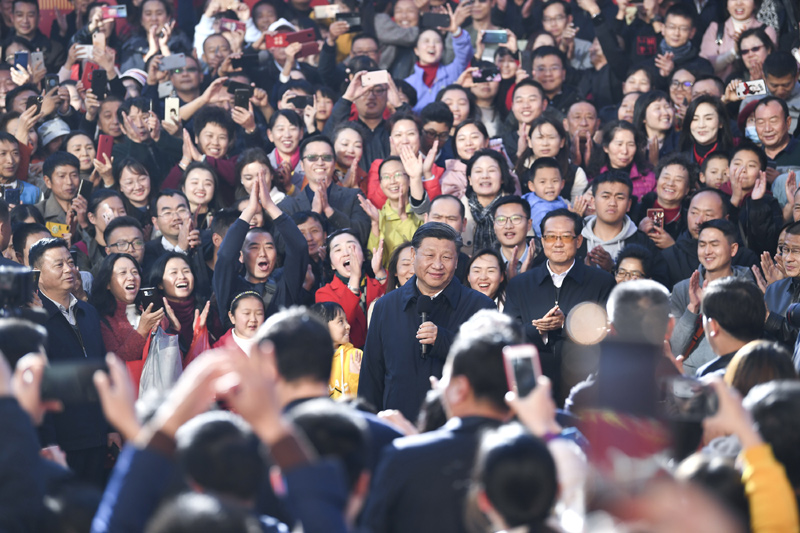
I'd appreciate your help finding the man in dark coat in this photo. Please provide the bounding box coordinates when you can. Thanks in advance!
[359,223,496,421]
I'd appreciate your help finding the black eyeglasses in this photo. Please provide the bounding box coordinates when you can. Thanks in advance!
[423,129,449,141]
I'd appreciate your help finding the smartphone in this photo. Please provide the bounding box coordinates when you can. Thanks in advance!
[647,208,664,230]
[158,53,187,71]
[335,13,362,32]
[472,66,501,83]
[14,51,28,69]
[97,134,113,163]
[231,53,259,69]
[32,270,40,286]
[164,96,180,124]
[157,81,174,99]
[220,18,246,33]
[139,287,164,312]
[314,4,339,18]
[295,41,321,58]
[289,95,314,108]
[736,79,767,98]
[78,179,93,200]
[482,30,508,44]
[234,88,250,109]
[3,187,20,205]
[81,62,100,92]
[421,12,450,29]
[70,63,80,81]
[101,5,127,18]
[286,28,316,44]
[657,376,718,422]
[41,360,109,404]
[46,222,70,238]
[30,51,44,72]
[226,80,253,97]
[91,68,108,100]
[70,249,79,265]
[502,344,542,398]
[264,34,288,48]
[74,44,93,60]
[45,73,59,91]
[362,70,390,87]
[26,95,42,113]
[92,31,106,50]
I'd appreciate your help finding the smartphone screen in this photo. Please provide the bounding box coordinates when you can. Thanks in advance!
[647,208,664,229]
[139,287,164,312]
[657,376,718,422]
[502,344,541,397]
[78,179,93,200]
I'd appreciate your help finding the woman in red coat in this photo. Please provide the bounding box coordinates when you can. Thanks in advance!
[315,229,388,349]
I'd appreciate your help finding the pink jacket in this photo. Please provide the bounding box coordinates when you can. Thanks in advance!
[700,18,776,81]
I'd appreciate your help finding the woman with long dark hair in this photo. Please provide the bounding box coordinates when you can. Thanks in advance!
[678,95,735,167]
[633,91,679,167]
[462,149,517,255]
[587,120,654,201]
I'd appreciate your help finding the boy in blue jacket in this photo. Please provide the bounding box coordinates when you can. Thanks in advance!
[521,157,569,236]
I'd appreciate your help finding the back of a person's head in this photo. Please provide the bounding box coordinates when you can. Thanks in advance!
[416,388,448,433]
[0,318,47,368]
[701,278,764,342]
[287,399,369,491]
[145,493,262,533]
[724,340,797,397]
[448,310,523,413]
[174,411,265,503]
[254,306,333,383]
[474,423,558,530]
[674,453,749,528]
[745,381,800,490]
[606,280,670,345]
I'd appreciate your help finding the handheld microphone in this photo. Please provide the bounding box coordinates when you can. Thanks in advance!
[416,295,434,358]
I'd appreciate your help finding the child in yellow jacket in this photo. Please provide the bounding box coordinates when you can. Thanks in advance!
[309,302,362,398]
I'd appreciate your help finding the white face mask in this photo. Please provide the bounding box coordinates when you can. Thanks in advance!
[745,125,761,144]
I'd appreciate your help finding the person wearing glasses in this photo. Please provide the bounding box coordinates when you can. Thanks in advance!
[731,27,774,83]
[644,4,712,86]
[103,216,147,268]
[530,46,579,116]
[492,195,543,279]
[765,221,800,347]
[278,137,371,245]
[613,243,653,284]
[504,208,615,400]
[71,189,127,273]
[668,68,696,130]
[670,219,755,376]
[142,189,201,273]
[167,55,203,106]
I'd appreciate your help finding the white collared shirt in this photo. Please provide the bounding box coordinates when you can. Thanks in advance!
[46,291,79,326]
[161,236,186,254]
[546,259,575,289]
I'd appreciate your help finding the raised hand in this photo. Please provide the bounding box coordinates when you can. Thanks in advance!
[371,238,386,279]
[359,195,380,222]
[137,302,165,335]
[786,170,798,205]
[752,170,767,201]
[654,51,674,77]
[193,301,211,331]
[687,269,705,314]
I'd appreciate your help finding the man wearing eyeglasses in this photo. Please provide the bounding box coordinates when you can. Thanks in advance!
[669,219,755,376]
[104,216,147,267]
[505,208,614,399]
[492,196,543,278]
[143,190,201,273]
[73,189,127,273]
[764,221,800,348]
[645,4,712,86]
[531,46,579,116]
[169,55,202,105]
[278,137,371,245]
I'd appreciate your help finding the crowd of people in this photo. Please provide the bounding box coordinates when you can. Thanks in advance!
[1,0,800,530]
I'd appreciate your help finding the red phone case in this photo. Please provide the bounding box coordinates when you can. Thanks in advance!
[264,34,288,48]
[287,29,315,44]
[295,41,321,58]
[70,63,80,81]
[97,134,113,163]
[82,62,100,91]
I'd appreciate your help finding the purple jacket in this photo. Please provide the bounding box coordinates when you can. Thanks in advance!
[406,30,474,113]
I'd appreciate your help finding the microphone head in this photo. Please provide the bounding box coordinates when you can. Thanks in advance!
[416,295,433,315]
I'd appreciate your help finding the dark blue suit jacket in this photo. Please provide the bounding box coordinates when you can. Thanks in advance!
[360,416,503,533]
[39,294,109,452]
[359,276,496,421]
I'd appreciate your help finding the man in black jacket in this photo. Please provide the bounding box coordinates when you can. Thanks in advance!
[645,4,713,90]
[32,238,113,488]
[661,189,759,289]
[505,209,615,398]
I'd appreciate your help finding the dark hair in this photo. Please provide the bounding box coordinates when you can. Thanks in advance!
[692,73,724,94]
[268,108,303,131]
[474,423,557,529]
[632,90,671,139]
[420,101,454,130]
[416,388,447,432]
[746,381,800,490]
[287,399,369,491]
[12,223,49,261]
[664,3,697,28]
[491,195,531,219]
[103,216,144,245]
[527,156,562,188]
[430,193,466,219]
[180,161,220,211]
[61,130,94,155]
[331,121,367,152]
[449,310,522,411]
[763,50,799,80]
[607,280,670,344]
[388,111,422,137]
[678,95,734,153]
[542,0,571,15]
[4,84,37,113]
[193,106,236,144]
[254,307,333,383]
[698,218,738,245]
[299,135,334,159]
[386,241,414,292]
[435,84,478,125]
[411,222,460,249]
[592,170,633,197]
[291,210,327,233]
[0,197,9,225]
[453,119,489,162]
[466,248,507,304]
[308,301,345,323]
[87,189,124,216]
[235,147,275,185]
[113,157,150,190]
[515,116,571,184]
[175,411,265,501]
[276,79,314,102]
[465,149,516,198]
[588,120,649,178]
[701,278,765,342]
[150,189,189,219]
[315,84,337,102]
[530,45,566,69]
[725,340,797,397]
[394,79,418,108]
[28,237,69,270]
[540,208,582,236]
[0,318,47,369]
[90,253,142,319]
[511,78,546,102]
[116,97,151,124]
[377,155,405,181]
[9,204,44,229]
[754,95,790,123]
[689,187,729,218]
[731,140,768,172]
[700,151,729,174]
[615,243,653,278]
[624,64,657,90]
[325,228,366,282]
[144,492,262,533]
[655,152,699,191]
[43,152,80,180]
[147,251,194,295]
[674,454,749,528]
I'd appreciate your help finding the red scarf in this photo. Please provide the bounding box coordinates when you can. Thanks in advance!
[276,149,300,171]
[654,200,681,226]
[417,61,439,87]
